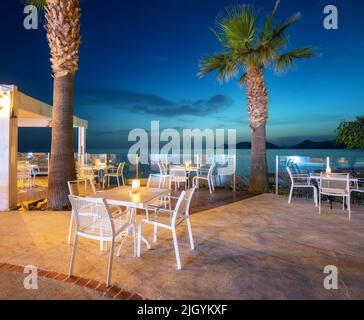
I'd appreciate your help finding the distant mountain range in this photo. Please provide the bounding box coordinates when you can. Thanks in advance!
[224,140,346,150]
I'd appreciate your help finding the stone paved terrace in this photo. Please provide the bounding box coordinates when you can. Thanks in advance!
[1,193,364,300]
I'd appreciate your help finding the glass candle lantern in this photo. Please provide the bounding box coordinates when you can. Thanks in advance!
[185,161,192,170]
[131,179,140,194]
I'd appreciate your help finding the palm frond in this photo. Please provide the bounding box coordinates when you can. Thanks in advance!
[198,52,239,83]
[275,47,319,72]
[270,12,301,41]
[261,0,281,41]
[238,72,248,87]
[199,2,318,82]
[209,27,229,47]
[24,0,46,10]
[215,4,257,50]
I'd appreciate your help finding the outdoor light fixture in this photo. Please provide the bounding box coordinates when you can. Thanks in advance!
[185,161,192,170]
[326,157,332,174]
[0,90,10,116]
[95,158,101,167]
[131,179,140,194]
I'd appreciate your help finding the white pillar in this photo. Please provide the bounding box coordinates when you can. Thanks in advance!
[78,126,86,166]
[0,85,18,211]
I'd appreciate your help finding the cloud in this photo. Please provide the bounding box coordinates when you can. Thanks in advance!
[77,87,233,117]
[78,88,174,108]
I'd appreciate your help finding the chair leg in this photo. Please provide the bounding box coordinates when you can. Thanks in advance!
[106,240,115,287]
[137,223,142,257]
[186,218,195,250]
[133,224,137,257]
[67,211,75,245]
[69,233,78,276]
[313,187,318,207]
[342,197,345,211]
[210,176,215,191]
[348,196,351,220]
[319,193,322,215]
[154,225,158,243]
[172,228,181,270]
[288,185,294,204]
[117,176,120,187]
[121,175,125,186]
[208,178,212,194]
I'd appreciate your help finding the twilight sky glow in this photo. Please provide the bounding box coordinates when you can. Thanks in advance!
[1,0,364,150]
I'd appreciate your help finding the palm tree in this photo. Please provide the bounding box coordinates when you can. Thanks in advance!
[199,0,318,193]
[27,0,81,209]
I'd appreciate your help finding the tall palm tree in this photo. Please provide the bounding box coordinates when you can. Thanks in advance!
[199,0,317,193]
[27,0,81,209]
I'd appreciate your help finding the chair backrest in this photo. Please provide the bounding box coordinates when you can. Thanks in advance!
[158,162,168,175]
[207,162,215,177]
[116,162,126,176]
[171,187,196,226]
[18,161,31,173]
[77,166,95,179]
[68,195,115,238]
[147,174,172,190]
[170,166,187,179]
[68,178,97,197]
[286,167,294,184]
[320,173,350,194]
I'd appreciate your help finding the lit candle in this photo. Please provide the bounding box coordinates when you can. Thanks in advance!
[131,179,140,194]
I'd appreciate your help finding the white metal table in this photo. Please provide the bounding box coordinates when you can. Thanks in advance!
[309,174,358,184]
[93,186,169,256]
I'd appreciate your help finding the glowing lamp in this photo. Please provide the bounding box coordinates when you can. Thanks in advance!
[95,159,101,167]
[131,179,140,194]
[185,161,192,170]
[0,91,10,116]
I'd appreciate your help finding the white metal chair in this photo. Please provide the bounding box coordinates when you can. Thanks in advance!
[77,165,98,180]
[17,161,32,190]
[170,166,189,191]
[158,161,168,175]
[67,179,124,246]
[145,174,174,241]
[319,173,351,219]
[286,167,318,206]
[137,187,196,270]
[68,195,133,287]
[351,179,364,196]
[103,162,126,188]
[193,163,215,194]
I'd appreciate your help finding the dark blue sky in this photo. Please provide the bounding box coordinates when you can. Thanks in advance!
[1,0,364,150]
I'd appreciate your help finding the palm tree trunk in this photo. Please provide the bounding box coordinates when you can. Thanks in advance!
[246,66,269,193]
[48,74,77,210]
[249,125,269,193]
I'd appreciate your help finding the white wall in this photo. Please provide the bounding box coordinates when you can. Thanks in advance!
[0,86,18,211]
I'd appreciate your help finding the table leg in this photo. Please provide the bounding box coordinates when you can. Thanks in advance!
[116,207,151,258]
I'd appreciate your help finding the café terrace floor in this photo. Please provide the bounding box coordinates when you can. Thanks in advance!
[1,192,364,300]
